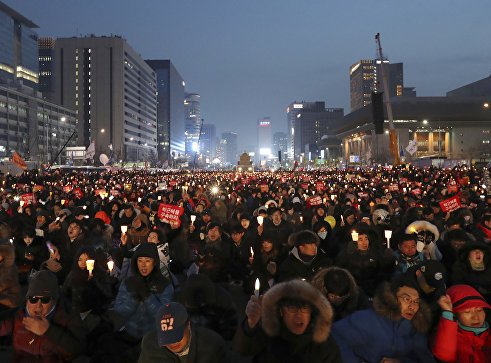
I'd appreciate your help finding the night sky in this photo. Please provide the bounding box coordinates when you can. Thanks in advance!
[6,0,491,150]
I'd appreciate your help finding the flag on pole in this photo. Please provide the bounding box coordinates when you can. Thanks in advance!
[85,141,95,160]
[12,151,27,170]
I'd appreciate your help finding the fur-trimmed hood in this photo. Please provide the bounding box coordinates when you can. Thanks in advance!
[311,266,360,308]
[261,279,333,343]
[372,282,432,334]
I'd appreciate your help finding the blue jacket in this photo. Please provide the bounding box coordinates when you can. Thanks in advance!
[114,280,173,339]
[332,282,435,363]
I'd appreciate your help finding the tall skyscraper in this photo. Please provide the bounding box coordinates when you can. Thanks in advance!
[0,2,76,162]
[0,2,39,89]
[257,117,272,160]
[38,37,55,97]
[200,123,216,163]
[146,60,185,162]
[287,101,343,160]
[184,93,201,159]
[222,131,238,165]
[349,59,404,112]
[47,36,157,162]
[273,131,288,160]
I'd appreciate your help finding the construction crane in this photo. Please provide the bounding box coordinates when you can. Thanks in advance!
[375,33,401,165]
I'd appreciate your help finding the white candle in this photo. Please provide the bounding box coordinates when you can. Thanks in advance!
[385,230,392,248]
[86,259,95,276]
[20,201,25,207]
[254,278,260,297]
[107,260,114,272]
[121,225,128,234]
[257,216,264,225]
[190,215,196,224]
[300,216,304,223]
[351,231,358,242]
[250,247,254,258]
[61,199,65,205]
[138,197,142,203]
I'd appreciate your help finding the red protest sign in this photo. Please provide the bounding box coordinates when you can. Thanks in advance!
[439,196,462,213]
[169,180,178,187]
[158,203,184,226]
[301,183,309,190]
[21,193,35,205]
[63,185,73,193]
[308,195,323,206]
[316,181,325,191]
[411,188,422,195]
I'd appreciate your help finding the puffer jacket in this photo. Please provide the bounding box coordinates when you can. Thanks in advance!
[278,246,332,282]
[332,282,435,363]
[233,279,342,363]
[0,301,86,363]
[113,243,173,339]
[0,242,22,309]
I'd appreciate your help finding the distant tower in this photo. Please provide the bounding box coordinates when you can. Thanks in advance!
[257,117,272,161]
[349,59,404,112]
[222,132,238,165]
[184,93,201,159]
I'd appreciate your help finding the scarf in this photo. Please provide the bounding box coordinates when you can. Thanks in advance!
[459,321,489,335]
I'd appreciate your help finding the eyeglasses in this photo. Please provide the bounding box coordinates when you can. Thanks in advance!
[28,296,52,304]
[397,294,420,306]
[283,305,311,314]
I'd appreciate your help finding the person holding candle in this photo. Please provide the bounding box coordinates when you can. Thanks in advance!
[233,279,342,362]
[335,223,394,297]
[61,246,113,353]
[94,243,173,361]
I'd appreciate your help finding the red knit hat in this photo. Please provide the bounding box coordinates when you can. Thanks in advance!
[94,211,111,225]
[447,284,491,313]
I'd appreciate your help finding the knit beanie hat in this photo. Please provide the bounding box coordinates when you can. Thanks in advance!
[26,270,59,300]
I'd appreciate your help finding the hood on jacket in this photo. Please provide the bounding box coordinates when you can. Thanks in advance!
[457,240,490,266]
[72,245,98,271]
[447,284,491,312]
[311,266,359,306]
[261,279,333,343]
[131,242,159,276]
[372,281,432,334]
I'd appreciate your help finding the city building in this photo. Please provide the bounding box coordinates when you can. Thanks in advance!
[221,131,238,165]
[200,123,216,163]
[331,87,491,165]
[146,60,185,163]
[349,59,405,112]
[257,117,272,163]
[0,83,77,163]
[38,37,55,98]
[184,92,201,159]
[0,2,76,164]
[0,2,39,89]
[286,101,344,161]
[46,35,157,162]
[273,131,288,161]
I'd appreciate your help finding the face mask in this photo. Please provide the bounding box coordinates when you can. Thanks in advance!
[318,231,328,240]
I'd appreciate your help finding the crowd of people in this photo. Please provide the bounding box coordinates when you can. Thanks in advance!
[0,164,490,362]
